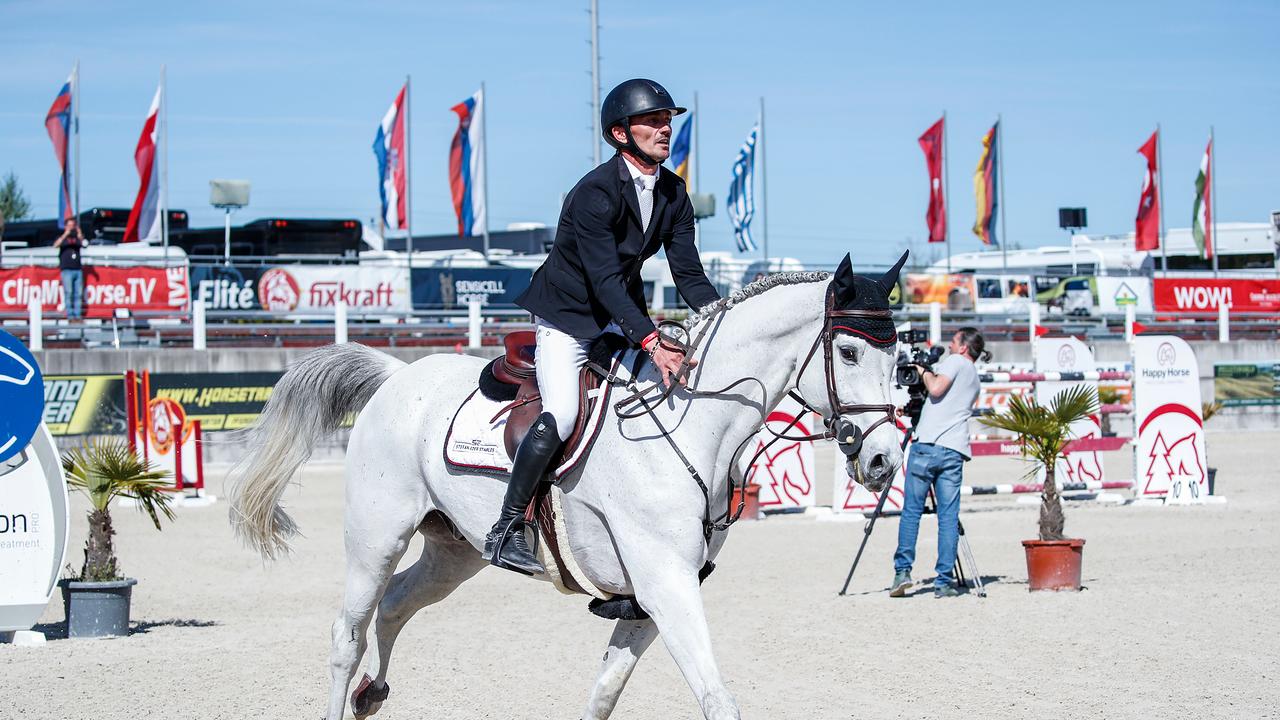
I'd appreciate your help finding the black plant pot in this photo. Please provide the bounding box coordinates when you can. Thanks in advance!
[1208,467,1217,495]
[59,578,138,638]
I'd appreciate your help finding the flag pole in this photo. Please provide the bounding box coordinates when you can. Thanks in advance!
[759,96,768,263]
[997,114,1007,275]
[72,60,81,221]
[693,91,701,250]
[159,65,170,263]
[1156,123,1167,276]
[590,0,601,167]
[405,74,414,261]
[1210,125,1218,278]
[481,82,490,259]
[943,110,951,273]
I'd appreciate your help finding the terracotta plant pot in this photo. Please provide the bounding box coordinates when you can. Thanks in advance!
[1022,538,1085,591]
[732,483,762,521]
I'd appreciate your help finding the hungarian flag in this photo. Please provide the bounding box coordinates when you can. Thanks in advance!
[971,122,998,246]
[918,117,946,243]
[1192,138,1213,259]
[1134,130,1160,251]
[373,84,408,231]
[44,72,75,227]
[123,86,162,243]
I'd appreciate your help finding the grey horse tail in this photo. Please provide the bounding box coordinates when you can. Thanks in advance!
[227,342,406,560]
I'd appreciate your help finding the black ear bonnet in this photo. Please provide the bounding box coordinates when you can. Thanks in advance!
[827,251,907,347]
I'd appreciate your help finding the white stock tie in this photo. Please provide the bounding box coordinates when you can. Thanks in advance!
[638,174,656,233]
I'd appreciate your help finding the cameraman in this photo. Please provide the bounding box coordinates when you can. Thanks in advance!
[890,327,990,598]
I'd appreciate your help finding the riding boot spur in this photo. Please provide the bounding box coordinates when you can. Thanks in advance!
[483,412,561,575]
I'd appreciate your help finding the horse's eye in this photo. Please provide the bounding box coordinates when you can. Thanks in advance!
[839,346,857,362]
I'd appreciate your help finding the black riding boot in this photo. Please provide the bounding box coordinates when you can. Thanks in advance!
[482,412,561,575]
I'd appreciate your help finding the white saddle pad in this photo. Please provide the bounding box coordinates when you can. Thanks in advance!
[443,349,641,479]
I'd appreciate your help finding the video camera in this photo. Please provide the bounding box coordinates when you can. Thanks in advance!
[894,330,945,426]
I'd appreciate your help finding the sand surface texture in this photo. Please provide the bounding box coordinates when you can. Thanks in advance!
[5,431,1277,719]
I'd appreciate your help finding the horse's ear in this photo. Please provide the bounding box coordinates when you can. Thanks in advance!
[879,251,909,297]
[831,253,855,303]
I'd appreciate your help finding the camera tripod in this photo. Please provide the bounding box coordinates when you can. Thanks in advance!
[837,426,986,598]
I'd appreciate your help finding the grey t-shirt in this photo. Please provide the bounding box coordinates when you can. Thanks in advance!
[913,353,979,459]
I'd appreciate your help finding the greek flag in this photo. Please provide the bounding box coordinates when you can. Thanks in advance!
[727,121,758,253]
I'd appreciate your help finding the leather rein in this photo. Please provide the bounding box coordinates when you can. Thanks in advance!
[597,288,897,542]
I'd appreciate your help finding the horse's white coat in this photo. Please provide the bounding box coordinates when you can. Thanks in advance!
[228,275,901,720]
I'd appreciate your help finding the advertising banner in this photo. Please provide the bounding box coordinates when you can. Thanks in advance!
[0,425,70,632]
[255,265,410,314]
[1154,278,1280,313]
[43,374,129,436]
[739,396,820,511]
[411,267,533,309]
[1096,277,1154,315]
[1133,336,1207,500]
[148,372,283,431]
[0,265,189,318]
[902,273,976,310]
[190,263,268,311]
[1214,362,1280,407]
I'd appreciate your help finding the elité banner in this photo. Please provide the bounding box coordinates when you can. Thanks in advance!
[1153,278,1280,313]
[0,265,190,318]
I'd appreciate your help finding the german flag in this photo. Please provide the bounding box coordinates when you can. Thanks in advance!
[972,122,999,246]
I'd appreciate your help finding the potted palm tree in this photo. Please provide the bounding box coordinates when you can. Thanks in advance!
[59,438,173,637]
[982,386,1098,591]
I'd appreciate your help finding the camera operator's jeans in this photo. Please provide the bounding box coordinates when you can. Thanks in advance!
[61,269,84,319]
[894,442,965,588]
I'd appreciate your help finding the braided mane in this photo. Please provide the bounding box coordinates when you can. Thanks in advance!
[684,271,829,329]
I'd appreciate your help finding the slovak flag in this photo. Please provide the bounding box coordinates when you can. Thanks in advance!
[373,84,408,231]
[448,89,486,237]
[123,86,162,243]
[44,73,75,228]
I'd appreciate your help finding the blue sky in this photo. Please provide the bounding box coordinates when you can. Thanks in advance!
[1,0,1276,267]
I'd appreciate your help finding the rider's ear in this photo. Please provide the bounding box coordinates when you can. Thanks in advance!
[831,253,855,303]
[879,251,909,297]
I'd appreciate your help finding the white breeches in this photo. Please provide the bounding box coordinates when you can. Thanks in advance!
[534,319,621,442]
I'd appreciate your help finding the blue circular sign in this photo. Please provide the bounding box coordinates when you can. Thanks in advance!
[0,329,43,463]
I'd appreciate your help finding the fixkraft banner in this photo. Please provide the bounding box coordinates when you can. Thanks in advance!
[0,265,189,318]
[255,265,409,314]
[1153,278,1280,313]
[1132,336,1208,500]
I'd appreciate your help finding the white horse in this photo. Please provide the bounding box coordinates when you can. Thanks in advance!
[227,256,905,720]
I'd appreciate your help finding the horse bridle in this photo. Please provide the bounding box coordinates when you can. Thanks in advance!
[605,286,899,541]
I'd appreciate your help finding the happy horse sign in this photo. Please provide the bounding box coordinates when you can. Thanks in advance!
[1034,337,1106,486]
[740,395,819,510]
[1132,336,1208,501]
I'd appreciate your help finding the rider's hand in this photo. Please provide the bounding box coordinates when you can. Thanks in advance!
[651,344,696,389]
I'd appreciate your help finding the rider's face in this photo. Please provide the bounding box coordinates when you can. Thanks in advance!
[623,110,673,163]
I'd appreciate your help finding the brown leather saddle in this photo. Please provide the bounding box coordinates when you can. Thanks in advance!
[487,330,605,465]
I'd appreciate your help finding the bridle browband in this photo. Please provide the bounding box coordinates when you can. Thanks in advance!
[602,285,898,541]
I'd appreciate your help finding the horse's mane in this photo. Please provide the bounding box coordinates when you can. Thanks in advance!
[684,271,829,329]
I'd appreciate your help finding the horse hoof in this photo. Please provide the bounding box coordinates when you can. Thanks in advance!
[350,673,390,718]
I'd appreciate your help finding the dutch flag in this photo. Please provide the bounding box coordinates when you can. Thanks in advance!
[374,85,408,231]
[448,89,486,237]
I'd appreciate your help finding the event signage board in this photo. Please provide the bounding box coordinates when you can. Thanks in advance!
[1213,362,1280,407]
[0,330,45,463]
[0,425,70,632]
[1132,336,1208,499]
[411,267,533,309]
[0,265,190,318]
[739,395,819,511]
[1034,337,1106,486]
[42,374,129,436]
[902,273,976,310]
[1153,278,1280,313]
[255,265,410,314]
[190,263,269,311]
[1096,277,1154,315]
[148,372,284,431]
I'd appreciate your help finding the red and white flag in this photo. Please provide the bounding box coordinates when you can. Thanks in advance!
[1134,130,1160,252]
[918,117,946,243]
[124,86,162,243]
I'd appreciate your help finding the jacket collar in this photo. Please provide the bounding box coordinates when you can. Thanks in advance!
[615,154,670,243]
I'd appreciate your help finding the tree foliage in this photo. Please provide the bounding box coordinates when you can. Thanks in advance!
[1,171,32,222]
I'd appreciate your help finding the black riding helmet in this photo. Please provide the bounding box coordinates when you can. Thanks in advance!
[600,79,686,166]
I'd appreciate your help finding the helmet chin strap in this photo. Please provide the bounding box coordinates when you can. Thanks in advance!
[620,124,662,167]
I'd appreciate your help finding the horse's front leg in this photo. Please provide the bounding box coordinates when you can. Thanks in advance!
[583,618,660,719]
[627,551,740,719]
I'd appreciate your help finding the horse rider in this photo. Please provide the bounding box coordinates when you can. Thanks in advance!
[482,78,723,575]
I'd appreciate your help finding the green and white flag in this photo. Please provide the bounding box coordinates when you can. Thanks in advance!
[1192,138,1213,259]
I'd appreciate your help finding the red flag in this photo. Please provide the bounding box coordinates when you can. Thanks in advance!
[1132,321,1148,334]
[123,87,162,243]
[1135,130,1160,251]
[918,117,946,243]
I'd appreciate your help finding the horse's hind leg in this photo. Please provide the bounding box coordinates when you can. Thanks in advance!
[354,512,485,717]
[323,502,422,720]
[583,618,660,720]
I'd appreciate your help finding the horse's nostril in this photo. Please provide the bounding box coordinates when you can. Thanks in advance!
[868,453,890,479]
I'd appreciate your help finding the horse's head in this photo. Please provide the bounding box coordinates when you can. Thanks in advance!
[795,251,907,492]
